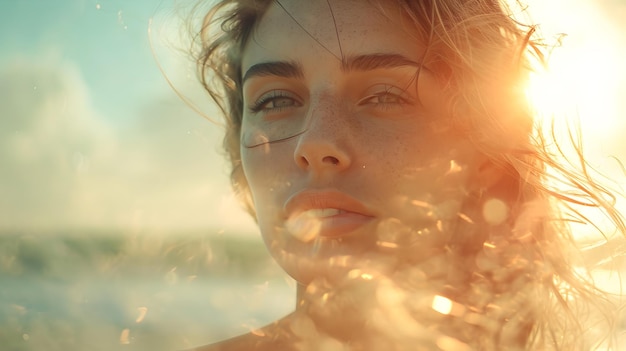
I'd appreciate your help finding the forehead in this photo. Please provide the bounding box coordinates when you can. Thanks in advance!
[242,0,421,71]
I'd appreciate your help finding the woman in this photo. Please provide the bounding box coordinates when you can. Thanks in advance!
[191,0,624,349]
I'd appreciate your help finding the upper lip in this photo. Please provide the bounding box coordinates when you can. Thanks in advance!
[283,189,375,218]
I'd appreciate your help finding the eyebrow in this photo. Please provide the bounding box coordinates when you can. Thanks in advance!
[242,61,304,83]
[242,53,421,83]
[342,53,421,72]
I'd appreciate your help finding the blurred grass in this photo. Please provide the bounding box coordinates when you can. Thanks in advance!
[0,230,294,351]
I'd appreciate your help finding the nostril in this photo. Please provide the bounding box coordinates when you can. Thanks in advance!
[322,156,339,165]
[299,156,310,167]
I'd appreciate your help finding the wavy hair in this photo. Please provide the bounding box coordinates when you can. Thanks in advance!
[194,0,625,349]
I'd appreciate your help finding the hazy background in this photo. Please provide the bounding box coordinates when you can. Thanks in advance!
[0,1,292,350]
[0,0,258,233]
[0,0,625,350]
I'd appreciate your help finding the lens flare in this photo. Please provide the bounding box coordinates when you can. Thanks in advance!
[286,213,321,242]
[482,198,509,225]
[431,295,453,315]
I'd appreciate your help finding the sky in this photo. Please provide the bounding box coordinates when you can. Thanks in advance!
[0,0,625,236]
[0,0,257,234]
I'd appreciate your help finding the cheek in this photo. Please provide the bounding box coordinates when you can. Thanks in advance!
[368,134,478,213]
[240,145,294,220]
[362,129,451,181]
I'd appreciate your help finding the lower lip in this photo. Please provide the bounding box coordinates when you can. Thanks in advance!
[311,212,374,238]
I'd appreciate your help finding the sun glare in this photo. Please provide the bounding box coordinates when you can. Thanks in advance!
[526,39,624,242]
[525,38,621,136]
[523,0,626,243]
[524,1,623,138]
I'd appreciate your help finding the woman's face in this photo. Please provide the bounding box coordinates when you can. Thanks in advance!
[240,0,484,284]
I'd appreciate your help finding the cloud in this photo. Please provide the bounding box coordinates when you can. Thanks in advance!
[0,56,112,228]
[0,55,256,234]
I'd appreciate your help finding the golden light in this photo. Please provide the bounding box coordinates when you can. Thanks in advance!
[431,295,453,315]
[526,43,623,241]
[525,39,621,135]
[524,0,623,138]
[522,0,626,243]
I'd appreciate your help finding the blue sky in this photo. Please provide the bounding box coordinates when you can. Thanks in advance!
[0,0,624,236]
[0,0,175,122]
[0,0,257,233]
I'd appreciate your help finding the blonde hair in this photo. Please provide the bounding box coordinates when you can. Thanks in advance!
[195,0,625,349]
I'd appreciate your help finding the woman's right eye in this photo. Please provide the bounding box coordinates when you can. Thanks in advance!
[249,91,302,113]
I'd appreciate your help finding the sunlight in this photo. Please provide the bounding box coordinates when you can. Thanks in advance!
[523,0,626,243]
[524,0,623,138]
[525,36,621,135]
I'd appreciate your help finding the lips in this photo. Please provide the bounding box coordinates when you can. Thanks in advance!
[284,190,375,239]
[300,208,344,218]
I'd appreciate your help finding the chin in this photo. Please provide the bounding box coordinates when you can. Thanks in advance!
[274,243,404,290]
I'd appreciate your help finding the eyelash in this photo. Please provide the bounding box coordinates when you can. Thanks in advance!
[249,91,301,114]
[248,86,412,115]
[358,87,412,109]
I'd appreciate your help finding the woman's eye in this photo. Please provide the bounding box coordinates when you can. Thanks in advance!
[358,85,412,108]
[250,92,301,113]
[361,93,407,105]
[264,97,296,109]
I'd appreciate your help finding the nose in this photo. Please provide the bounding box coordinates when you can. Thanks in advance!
[293,96,352,173]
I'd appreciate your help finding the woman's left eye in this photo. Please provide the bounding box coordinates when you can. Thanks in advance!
[360,92,408,105]
[357,85,413,108]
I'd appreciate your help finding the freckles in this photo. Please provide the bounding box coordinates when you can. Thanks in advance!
[380,135,472,203]
[382,139,421,178]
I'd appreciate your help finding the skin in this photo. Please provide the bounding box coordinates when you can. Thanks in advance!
[196,0,499,349]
